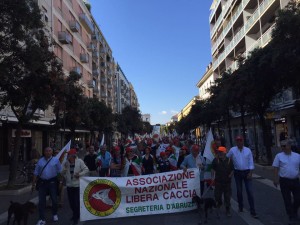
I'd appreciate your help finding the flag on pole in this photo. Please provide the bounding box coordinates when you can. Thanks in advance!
[99,134,105,147]
[55,140,71,165]
[203,129,216,184]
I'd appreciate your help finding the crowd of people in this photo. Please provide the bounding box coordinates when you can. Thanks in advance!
[30,133,300,225]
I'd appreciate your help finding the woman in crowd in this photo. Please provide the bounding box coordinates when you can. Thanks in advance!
[110,146,123,177]
[141,146,156,175]
[122,147,141,176]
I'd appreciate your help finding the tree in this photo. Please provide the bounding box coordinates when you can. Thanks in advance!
[83,98,113,145]
[270,0,300,93]
[0,0,65,187]
[142,121,153,134]
[116,106,143,137]
[239,46,280,164]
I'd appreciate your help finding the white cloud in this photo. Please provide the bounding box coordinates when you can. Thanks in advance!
[160,111,167,115]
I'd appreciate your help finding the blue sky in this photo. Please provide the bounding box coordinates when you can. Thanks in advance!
[89,0,212,125]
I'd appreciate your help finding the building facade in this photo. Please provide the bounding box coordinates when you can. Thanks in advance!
[0,0,138,165]
[207,0,299,148]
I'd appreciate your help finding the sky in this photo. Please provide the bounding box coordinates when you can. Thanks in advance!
[89,0,213,125]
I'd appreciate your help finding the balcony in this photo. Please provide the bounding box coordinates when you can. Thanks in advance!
[79,13,94,34]
[87,42,95,52]
[92,51,99,59]
[71,66,81,77]
[80,53,89,63]
[92,69,100,77]
[107,97,113,102]
[69,20,80,32]
[107,84,113,89]
[100,62,106,67]
[92,33,101,41]
[87,80,95,88]
[101,77,107,83]
[58,31,71,44]
[101,92,107,98]
[93,87,99,94]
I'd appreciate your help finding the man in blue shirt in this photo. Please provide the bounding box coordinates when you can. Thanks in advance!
[32,147,62,225]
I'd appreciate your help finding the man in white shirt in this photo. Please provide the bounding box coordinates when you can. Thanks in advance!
[227,135,258,218]
[273,139,300,223]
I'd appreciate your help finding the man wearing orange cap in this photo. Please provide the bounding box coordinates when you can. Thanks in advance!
[227,135,258,218]
[212,146,234,217]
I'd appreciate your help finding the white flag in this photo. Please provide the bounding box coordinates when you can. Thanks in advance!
[203,129,215,161]
[55,140,71,164]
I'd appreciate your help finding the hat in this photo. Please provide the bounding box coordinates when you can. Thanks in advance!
[114,146,120,152]
[181,146,188,150]
[191,144,200,151]
[235,136,243,141]
[125,147,132,153]
[68,149,77,155]
[160,152,166,157]
[217,146,227,153]
[166,146,173,152]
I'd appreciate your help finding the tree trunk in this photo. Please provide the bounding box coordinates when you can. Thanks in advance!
[258,113,273,165]
[7,123,22,187]
[226,109,233,147]
[240,105,247,146]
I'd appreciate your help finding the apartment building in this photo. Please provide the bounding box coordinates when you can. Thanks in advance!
[196,62,214,100]
[142,114,151,124]
[210,0,289,77]
[204,0,299,147]
[129,83,139,109]
[177,96,199,122]
[115,64,131,114]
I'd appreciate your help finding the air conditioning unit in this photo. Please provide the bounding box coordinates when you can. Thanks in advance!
[58,31,71,44]
[69,20,80,32]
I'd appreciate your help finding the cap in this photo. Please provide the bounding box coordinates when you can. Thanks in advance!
[191,144,200,151]
[235,136,243,141]
[125,147,132,153]
[166,146,173,152]
[181,146,188,150]
[113,146,120,152]
[160,152,166,157]
[68,149,77,155]
[217,146,227,153]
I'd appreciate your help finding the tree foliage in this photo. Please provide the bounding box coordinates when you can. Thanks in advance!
[0,0,65,186]
[116,106,143,137]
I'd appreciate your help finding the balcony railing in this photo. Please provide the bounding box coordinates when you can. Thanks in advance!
[92,51,99,59]
[79,13,94,34]
[69,20,80,32]
[88,80,95,88]
[92,69,100,77]
[80,53,89,63]
[87,42,95,52]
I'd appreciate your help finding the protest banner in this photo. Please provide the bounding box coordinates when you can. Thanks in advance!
[80,169,200,221]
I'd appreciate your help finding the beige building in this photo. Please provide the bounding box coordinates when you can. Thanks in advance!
[177,96,199,121]
[196,62,214,100]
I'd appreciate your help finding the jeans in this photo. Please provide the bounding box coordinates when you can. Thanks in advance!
[67,187,80,221]
[279,177,300,218]
[38,177,58,220]
[234,170,256,214]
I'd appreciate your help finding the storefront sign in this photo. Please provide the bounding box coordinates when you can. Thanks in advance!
[12,129,31,137]
[80,169,200,221]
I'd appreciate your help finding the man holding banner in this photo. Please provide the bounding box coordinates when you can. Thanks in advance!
[180,144,206,195]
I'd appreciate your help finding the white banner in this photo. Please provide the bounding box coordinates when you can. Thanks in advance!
[80,169,200,221]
